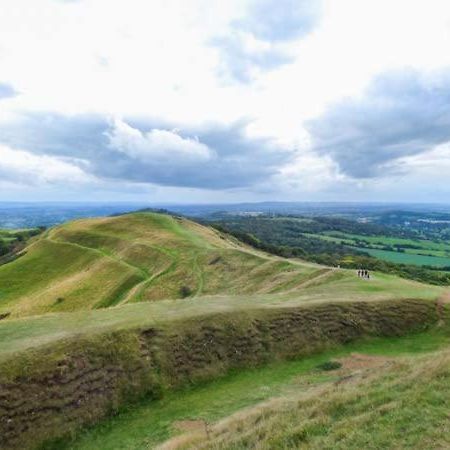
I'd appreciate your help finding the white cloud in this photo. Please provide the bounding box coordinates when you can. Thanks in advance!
[0,144,91,185]
[106,119,214,163]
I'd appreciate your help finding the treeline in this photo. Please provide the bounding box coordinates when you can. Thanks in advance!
[0,227,45,260]
[211,221,450,286]
[211,215,414,243]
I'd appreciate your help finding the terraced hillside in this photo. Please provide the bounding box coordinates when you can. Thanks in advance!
[0,212,328,318]
[0,212,441,319]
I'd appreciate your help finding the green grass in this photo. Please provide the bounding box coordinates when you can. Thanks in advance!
[324,231,450,253]
[176,340,450,449]
[1,212,441,319]
[304,231,450,268]
[0,270,443,361]
[0,213,328,318]
[358,247,450,267]
[0,212,448,449]
[58,325,450,450]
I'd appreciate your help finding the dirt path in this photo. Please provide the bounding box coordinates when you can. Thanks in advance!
[436,291,450,324]
[336,353,393,373]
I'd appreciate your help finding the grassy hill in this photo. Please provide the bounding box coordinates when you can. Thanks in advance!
[0,213,318,317]
[0,212,448,449]
[0,212,442,319]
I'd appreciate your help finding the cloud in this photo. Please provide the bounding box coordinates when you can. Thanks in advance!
[0,82,18,100]
[212,0,322,83]
[106,118,214,163]
[0,113,293,189]
[211,32,290,83]
[306,69,450,178]
[0,144,90,186]
[236,0,322,42]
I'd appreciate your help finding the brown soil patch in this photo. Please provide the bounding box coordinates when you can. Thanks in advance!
[438,291,450,304]
[173,419,208,433]
[337,353,393,372]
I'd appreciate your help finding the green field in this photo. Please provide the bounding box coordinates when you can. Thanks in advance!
[304,231,450,268]
[357,247,450,267]
[324,231,450,252]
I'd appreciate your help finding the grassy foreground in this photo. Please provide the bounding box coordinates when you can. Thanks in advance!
[0,271,443,361]
[59,325,450,450]
[0,299,438,449]
[171,344,450,449]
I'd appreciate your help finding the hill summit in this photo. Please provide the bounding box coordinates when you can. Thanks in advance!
[0,212,325,317]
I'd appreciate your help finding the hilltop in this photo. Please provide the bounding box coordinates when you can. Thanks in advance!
[0,212,323,318]
[0,212,443,319]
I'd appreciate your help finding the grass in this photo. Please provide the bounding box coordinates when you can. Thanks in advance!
[0,213,326,318]
[0,271,443,360]
[324,231,450,252]
[173,346,450,449]
[357,247,450,268]
[1,212,442,319]
[306,231,450,267]
[0,298,439,449]
[0,212,448,449]
[58,324,450,450]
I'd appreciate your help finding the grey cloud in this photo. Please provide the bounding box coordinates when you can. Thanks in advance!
[0,82,18,100]
[306,70,450,178]
[0,114,293,190]
[212,0,322,83]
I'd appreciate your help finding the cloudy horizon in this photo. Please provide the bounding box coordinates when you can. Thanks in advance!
[1,0,450,203]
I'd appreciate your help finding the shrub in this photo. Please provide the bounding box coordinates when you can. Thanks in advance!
[316,360,342,371]
[179,286,192,298]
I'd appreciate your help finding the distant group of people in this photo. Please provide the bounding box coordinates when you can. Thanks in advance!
[358,269,370,279]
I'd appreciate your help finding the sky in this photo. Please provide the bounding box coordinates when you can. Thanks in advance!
[0,0,450,204]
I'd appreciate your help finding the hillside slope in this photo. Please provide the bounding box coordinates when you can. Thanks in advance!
[0,212,443,319]
[166,346,450,450]
[0,213,321,317]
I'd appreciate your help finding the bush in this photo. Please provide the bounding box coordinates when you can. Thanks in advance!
[316,360,342,371]
[179,286,192,298]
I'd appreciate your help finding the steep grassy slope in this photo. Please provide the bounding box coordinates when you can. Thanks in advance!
[0,212,443,319]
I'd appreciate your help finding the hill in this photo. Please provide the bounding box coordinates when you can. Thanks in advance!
[0,212,442,319]
[0,212,447,449]
[0,212,317,317]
